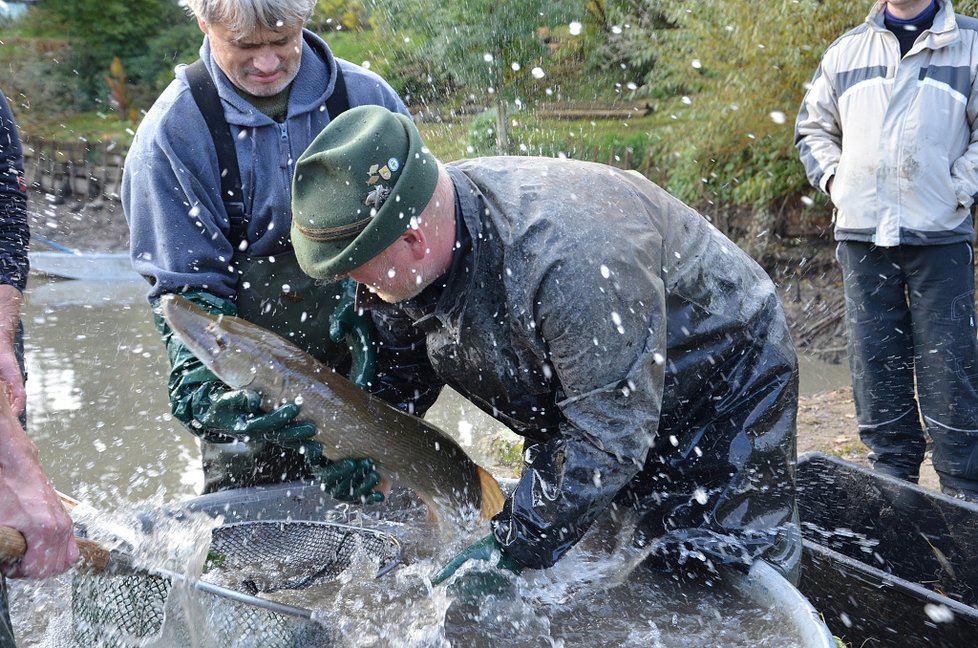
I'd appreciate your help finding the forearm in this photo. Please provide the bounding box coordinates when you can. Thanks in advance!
[0,284,24,414]
[492,427,640,569]
[794,66,842,193]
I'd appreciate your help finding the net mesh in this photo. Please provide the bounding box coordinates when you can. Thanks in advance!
[71,519,401,647]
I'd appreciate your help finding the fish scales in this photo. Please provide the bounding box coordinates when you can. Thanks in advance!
[159,294,506,526]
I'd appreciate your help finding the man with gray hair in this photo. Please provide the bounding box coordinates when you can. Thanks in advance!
[122,0,411,496]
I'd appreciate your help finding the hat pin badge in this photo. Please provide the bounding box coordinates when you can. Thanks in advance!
[364,185,391,209]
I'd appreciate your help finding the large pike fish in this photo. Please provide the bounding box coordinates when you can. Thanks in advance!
[159,294,505,526]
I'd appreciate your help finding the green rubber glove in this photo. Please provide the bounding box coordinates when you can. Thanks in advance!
[269,429,384,504]
[195,388,314,438]
[431,534,523,586]
[329,278,376,389]
[152,291,383,503]
[313,457,384,504]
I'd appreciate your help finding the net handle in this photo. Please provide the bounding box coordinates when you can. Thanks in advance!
[0,524,317,620]
[0,524,110,572]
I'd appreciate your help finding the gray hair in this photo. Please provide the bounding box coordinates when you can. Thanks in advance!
[184,0,316,35]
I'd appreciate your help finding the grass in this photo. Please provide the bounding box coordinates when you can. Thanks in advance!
[21,104,664,169]
[416,120,473,161]
[23,110,139,145]
[418,108,672,167]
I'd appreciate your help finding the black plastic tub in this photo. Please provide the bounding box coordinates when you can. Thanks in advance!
[797,452,978,647]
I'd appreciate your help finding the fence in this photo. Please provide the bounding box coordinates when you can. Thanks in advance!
[22,138,126,203]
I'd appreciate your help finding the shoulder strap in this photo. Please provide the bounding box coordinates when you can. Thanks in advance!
[324,60,350,118]
[304,34,350,120]
[184,59,247,239]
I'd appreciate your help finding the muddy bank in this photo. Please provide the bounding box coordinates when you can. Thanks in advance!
[27,194,130,253]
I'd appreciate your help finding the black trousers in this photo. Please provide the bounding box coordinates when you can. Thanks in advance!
[837,241,978,493]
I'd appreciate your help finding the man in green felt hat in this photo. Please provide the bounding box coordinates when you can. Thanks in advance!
[292,105,801,590]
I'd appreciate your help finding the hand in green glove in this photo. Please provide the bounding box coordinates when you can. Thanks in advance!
[153,291,384,502]
[291,436,384,504]
[329,278,376,389]
[153,291,312,442]
[431,534,523,586]
[315,458,384,504]
[194,387,313,438]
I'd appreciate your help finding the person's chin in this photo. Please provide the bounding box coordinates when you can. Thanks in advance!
[373,286,420,304]
[243,74,289,96]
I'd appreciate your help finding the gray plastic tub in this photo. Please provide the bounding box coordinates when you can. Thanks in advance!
[185,481,835,647]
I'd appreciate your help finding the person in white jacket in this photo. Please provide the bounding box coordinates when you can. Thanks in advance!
[795,0,978,501]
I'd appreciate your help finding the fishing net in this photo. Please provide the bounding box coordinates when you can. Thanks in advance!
[70,519,402,648]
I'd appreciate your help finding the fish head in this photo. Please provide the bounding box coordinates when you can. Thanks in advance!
[159,294,263,390]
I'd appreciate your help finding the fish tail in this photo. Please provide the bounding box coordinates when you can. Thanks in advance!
[477,467,506,519]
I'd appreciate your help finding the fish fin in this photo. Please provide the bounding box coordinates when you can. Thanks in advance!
[477,467,506,519]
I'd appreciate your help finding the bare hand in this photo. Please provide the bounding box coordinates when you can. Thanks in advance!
[0,394,78,578]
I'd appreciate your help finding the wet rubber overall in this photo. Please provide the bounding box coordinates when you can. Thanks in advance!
[186,56,350,493]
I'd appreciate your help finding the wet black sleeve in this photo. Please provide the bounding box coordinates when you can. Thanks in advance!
[368,308,443,416]
[0,91,28,291]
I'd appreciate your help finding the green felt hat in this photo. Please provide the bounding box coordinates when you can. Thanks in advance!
[291,105,439,279]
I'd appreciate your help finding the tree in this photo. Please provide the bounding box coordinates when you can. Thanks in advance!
[310,0,372,32]
[26,0,195,108]
[377,0,578,153]
[589,0,677,97]
[593,0,868,253]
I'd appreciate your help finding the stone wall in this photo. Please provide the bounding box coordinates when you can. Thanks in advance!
[23,139,126,204]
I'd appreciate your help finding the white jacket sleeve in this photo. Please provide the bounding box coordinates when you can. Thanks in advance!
[795,61,843,195]
[951,59,978,210]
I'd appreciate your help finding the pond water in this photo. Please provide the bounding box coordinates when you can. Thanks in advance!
[8,275,840,647]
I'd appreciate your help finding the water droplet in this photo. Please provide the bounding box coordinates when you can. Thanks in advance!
[924,603,954,623]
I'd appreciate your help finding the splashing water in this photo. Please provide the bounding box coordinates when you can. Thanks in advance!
[10,486,810,647]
